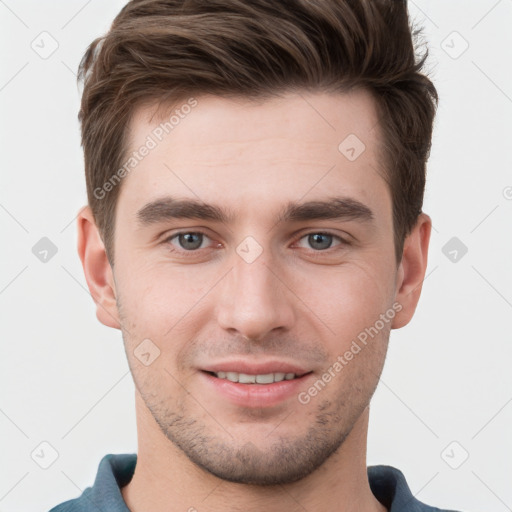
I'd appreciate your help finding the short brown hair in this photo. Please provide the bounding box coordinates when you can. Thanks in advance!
[78,0,438,264]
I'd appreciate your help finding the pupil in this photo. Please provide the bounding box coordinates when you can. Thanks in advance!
[310,233,332,250]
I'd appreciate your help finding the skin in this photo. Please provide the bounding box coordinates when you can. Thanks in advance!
[78,89,431,512]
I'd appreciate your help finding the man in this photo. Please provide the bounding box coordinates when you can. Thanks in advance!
[50,0,462,510]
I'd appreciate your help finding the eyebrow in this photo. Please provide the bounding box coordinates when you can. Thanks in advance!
[136,195,374,227]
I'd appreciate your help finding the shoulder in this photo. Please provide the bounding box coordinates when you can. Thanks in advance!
[368,465,464,512]
[47,489,94,512]
[47,453,137,512]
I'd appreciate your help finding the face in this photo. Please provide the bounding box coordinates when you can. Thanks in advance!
[110,90,400,485]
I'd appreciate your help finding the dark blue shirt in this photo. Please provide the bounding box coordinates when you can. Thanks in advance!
[49,453,462,511]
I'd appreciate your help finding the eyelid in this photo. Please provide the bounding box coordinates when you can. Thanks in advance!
[294,228,352,241]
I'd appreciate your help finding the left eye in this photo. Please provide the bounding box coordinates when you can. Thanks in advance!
[295,233,343,251]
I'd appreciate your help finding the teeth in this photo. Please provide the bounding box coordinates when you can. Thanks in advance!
[226,372,239,383]
[213,371,297,384]
[239,373,256,384]
[256,373,274,384]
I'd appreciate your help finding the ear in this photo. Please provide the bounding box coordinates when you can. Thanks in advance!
[76,205,121,329]
[391,213,432,329]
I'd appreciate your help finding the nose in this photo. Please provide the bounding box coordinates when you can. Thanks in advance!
[216,249,296,342]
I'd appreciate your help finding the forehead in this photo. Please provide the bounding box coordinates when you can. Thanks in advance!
[118,90,390,224]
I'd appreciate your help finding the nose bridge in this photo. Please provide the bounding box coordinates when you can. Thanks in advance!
[216,241,294,340]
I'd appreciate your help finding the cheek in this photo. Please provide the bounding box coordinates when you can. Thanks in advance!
[115,265,211,371]
[117,261,202,321]
[294,256,395,350]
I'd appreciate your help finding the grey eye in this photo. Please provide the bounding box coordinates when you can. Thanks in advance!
[306,233,334,250]
[176,232,204,250]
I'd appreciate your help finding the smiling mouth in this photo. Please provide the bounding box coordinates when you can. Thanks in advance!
[203,370,312,384]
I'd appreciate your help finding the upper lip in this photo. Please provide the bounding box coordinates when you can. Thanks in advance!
[201,360,311,376]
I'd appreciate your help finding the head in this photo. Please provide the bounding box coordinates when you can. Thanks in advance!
[77,0,436,486]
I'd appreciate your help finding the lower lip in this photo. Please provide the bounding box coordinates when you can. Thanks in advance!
[200,371,313,408]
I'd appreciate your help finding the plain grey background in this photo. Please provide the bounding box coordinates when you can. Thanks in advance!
[1,1,511,511]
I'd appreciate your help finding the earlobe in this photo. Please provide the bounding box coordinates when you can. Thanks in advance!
[77,205,121,329]
[391,213,432,329]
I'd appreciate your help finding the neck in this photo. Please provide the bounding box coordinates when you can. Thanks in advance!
[121,392,386,512]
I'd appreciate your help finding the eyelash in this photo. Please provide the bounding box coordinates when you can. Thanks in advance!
[162,230,350,258]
